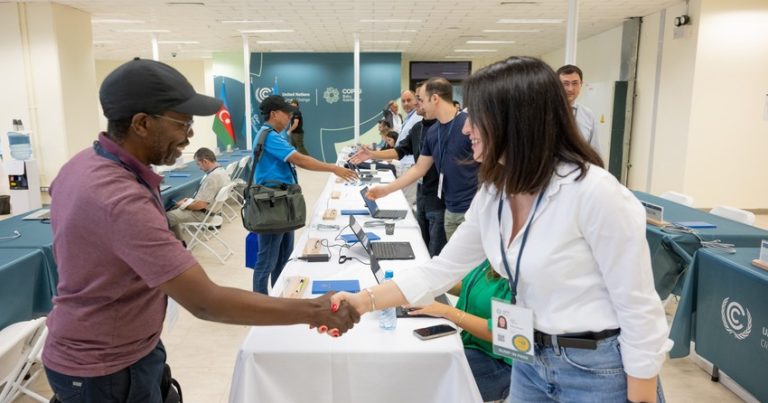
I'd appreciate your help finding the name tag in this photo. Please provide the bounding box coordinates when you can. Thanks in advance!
[641,201,664,222]
[437,173,444,199]
[752,240,768,271]
[492,298,534,363]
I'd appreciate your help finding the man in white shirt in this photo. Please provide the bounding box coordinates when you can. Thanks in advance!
[382,100,403,133]
[166,147,231,239]
[394,89,422,206]
[557,65,601,155]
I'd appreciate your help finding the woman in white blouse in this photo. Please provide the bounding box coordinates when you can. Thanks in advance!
[332,56,671,402]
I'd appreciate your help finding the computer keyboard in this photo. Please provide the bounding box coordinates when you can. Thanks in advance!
[372,242,398,258]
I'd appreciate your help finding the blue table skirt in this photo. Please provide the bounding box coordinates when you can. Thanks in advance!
[670,247,768,402]
[0,248,53,329]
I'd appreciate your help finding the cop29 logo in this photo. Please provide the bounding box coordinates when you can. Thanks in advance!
[255,87,272,103]
[323,87,340,104]
[721,298,752,340]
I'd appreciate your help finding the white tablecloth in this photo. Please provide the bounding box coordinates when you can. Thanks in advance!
[228,173,482,402]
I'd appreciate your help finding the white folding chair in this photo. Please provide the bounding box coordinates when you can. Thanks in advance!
[219,161,241,223]
[0,317,49,403]
[180,183,236,263]
[221,156,251,222]
[660,191,694,207]
[709,205,756,225]
[224,161,238,180]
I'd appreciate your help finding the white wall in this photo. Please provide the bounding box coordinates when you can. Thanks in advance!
[0,3,100,187]
[630,1,701,198]
[0,3,31,194]
[630,0,767,209]
[683,0,768,208]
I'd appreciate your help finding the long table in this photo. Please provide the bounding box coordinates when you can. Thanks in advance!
[633,192,768,298]
[669,247,768,402]
[228,173,482,403]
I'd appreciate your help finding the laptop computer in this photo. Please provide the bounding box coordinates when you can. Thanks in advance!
[349,215,414,260]
[23,209,50,220]
[359,187,408,219]
[369,255,451,318]
[351,165,381,184]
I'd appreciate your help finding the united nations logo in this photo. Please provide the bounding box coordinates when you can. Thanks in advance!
[255,87,272,103]
[323,87,340,104]
[721,298,752,340]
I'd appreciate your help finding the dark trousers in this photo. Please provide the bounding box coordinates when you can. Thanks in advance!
[416,196,446,257]
[45,341,166,403]
[252,231,294,294]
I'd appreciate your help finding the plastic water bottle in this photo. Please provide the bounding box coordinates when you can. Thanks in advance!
[379,270,397,330]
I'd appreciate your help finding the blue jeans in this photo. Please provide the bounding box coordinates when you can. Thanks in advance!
[465,348,511,402]
[252,231,294,294]
[508,335,666,402]
[415,203,446,257]
[45,341,166,403]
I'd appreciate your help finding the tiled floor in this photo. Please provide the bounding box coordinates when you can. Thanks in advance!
[11,172,764,402]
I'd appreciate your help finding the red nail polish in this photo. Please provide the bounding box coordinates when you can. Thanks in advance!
[319,325,328,333]
[330,328,340,337]
[331,303,339,312]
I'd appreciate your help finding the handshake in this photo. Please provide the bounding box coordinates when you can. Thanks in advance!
[307,292,362,337]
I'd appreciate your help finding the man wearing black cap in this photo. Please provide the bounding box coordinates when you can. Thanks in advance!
[250,95,357,294]
[43,58,359,403]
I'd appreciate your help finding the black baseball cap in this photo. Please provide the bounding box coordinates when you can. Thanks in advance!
[99,57,222,120]
[259,95,296,117]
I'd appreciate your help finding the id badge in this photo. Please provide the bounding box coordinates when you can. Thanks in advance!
[437,173,444,199]
[492,298,534,363]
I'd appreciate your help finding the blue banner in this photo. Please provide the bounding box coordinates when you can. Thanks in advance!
[214,52,401,162]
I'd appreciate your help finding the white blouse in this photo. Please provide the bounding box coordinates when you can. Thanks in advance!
[394,163,672,378]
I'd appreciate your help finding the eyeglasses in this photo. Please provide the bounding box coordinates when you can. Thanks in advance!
[152,114,194,134]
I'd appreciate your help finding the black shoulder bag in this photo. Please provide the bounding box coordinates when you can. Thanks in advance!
[240,128,306,233]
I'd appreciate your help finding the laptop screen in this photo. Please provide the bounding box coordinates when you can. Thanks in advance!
[349,215,373,255]
[370,255,384,284]
[359,186,379,215]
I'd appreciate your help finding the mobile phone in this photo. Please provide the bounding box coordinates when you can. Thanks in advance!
[413,324,458,340]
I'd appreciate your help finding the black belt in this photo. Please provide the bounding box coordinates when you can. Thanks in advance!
[533,328,620,350]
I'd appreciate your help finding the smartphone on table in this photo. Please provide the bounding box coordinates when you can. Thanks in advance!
[413,324,458,340]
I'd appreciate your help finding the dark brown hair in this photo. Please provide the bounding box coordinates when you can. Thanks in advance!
[463,56,603,195]
[424,77,453,103]
[556,64,584,81]
[193,147,216,162]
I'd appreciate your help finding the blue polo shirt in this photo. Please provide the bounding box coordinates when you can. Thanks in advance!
[252,124,297,186]
[420,112,478,213]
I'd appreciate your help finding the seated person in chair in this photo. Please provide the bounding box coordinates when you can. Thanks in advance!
[408,260,512,402]
[166,147,231,239]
